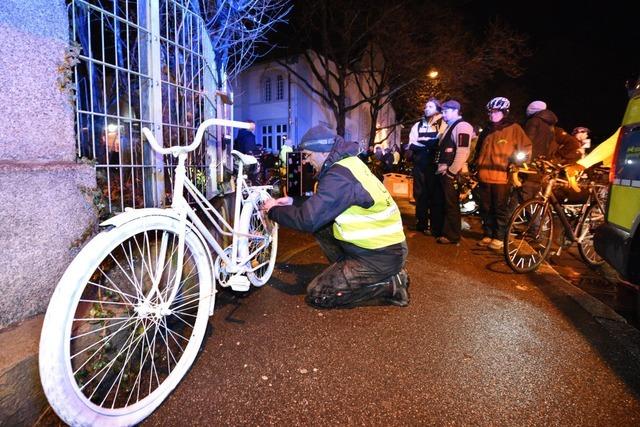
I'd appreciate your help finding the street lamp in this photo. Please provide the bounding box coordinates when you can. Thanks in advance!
[428,69,439,79]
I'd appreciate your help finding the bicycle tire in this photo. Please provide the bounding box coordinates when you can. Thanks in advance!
[238,193,278,286]
[504,198,554,273]
[577,204,605,266]
[39,216,213,427]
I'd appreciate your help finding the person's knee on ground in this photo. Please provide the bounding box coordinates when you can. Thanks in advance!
[306,268,410,308]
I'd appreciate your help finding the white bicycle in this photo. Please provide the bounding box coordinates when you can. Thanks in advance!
[39,118,278,426]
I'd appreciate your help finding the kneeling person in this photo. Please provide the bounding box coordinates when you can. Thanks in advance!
[263,125,409,308]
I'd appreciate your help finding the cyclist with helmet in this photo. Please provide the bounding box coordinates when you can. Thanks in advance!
[472,96,532,250]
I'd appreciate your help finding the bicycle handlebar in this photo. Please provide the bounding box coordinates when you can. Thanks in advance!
[142,118,253,156]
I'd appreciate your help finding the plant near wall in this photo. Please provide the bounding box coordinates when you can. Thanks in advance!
[56,41,82,105]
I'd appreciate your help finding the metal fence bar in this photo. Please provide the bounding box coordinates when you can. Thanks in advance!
[70,0,217,213]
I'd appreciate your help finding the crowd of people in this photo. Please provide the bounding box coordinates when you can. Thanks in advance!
[403,96,598,251]
[243,96,604,311]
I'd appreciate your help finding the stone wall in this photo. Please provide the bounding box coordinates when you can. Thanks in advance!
[0,1,98,424]
[0,0,97,328]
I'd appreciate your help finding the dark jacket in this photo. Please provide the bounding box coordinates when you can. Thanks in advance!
[549,127,582,163]
[268,137,405,259]
[524,109,558,159]
[235,129,256,154]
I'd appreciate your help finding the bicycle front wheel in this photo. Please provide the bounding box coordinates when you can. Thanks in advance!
[504,199,554,273]
[578,204,605,266]
[238,195,279,286]
[39,216,213,427]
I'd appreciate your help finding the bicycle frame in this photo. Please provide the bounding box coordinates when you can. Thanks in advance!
[535,173,605,247]
[140,118,272,298]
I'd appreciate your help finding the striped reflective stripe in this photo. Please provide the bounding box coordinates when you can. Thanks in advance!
[613,178,640,187]
[335,205,399,224]
[335,222,404,241]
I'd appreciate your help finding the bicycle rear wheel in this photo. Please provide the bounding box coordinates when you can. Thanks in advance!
[578,204,605,266]
[39,216,212,427]
[238,194,279,286]
[504,199,554,273]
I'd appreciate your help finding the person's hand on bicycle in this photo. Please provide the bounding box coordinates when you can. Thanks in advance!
[564,163,585,192]
[262,196,294,212]
[564,163,585,179]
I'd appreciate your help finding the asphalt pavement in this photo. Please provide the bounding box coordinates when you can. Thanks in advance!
[136,199,640,426]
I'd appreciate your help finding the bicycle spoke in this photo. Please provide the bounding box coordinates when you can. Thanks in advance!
[87,279,137,306]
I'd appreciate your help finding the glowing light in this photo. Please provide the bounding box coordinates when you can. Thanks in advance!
[428,69,439,79]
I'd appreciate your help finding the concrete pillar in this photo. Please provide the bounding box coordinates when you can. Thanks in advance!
[0,1,97,424]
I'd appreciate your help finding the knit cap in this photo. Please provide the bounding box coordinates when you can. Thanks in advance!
[526,100,547,116]
[299,125,336,152]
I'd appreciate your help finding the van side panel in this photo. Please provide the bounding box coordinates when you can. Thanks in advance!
[607,185,640,230]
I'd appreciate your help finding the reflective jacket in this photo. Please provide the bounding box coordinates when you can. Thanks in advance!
[268,137,406,254]
[332,157,405,249]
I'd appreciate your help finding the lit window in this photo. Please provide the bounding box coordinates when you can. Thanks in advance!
[264,78,272,102]
[276,75,284,100]
[261,123,288,151]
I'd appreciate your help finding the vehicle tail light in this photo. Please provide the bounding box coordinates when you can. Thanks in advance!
[609,126,625,184]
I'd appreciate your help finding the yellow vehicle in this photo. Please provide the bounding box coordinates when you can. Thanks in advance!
[594,76,640,284]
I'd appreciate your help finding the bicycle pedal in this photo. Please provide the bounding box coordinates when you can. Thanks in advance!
[226,274,250,292]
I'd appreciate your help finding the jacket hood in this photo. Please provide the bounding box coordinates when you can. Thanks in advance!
[318,136,360,178]
[532,109,558,126]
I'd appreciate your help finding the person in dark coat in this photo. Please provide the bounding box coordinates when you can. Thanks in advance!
[263,125,409,309]
[235,120,257,154]
[550,127,583,164]
[524,101,558,159]
[518,101,559,203]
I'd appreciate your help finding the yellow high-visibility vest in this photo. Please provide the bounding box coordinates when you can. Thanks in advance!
[332,157,405,249]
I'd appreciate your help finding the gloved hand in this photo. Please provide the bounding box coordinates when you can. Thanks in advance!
[564,163,585,192]
[564,163,585,179]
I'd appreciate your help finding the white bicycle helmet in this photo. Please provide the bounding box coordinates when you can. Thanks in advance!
[486,96,511,111]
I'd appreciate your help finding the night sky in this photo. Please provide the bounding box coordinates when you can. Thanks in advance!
[466,0,639,142]
[275,1,639,143]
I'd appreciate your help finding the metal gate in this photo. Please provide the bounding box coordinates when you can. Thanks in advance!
[69,0,221,213]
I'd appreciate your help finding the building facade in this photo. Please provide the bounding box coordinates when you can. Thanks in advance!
[233,51,400,153]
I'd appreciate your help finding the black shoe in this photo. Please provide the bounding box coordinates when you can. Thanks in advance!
[409,223,426,232]
[436,236,459,245]
[385,269,410,307]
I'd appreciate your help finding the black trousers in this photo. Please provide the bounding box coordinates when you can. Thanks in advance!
[306,225,407,308]
[438,174,462,242]
[412,161,438,231]
[478,182,511,240]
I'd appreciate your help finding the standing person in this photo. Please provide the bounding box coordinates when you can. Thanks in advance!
[263,125,409,309]
[433,100,474,244]
[473,97,532,250]
[549,127,583,163]
[381,146,395,174]
[406,98,447,234]
[524,100,558,159]
[572,126,592,156]
[235,120,257,154]
[519,100,558,203]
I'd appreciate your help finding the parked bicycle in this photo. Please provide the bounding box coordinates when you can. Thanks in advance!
[458,171,479,215]
[504,159,606,273]
[39,119,279,426]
